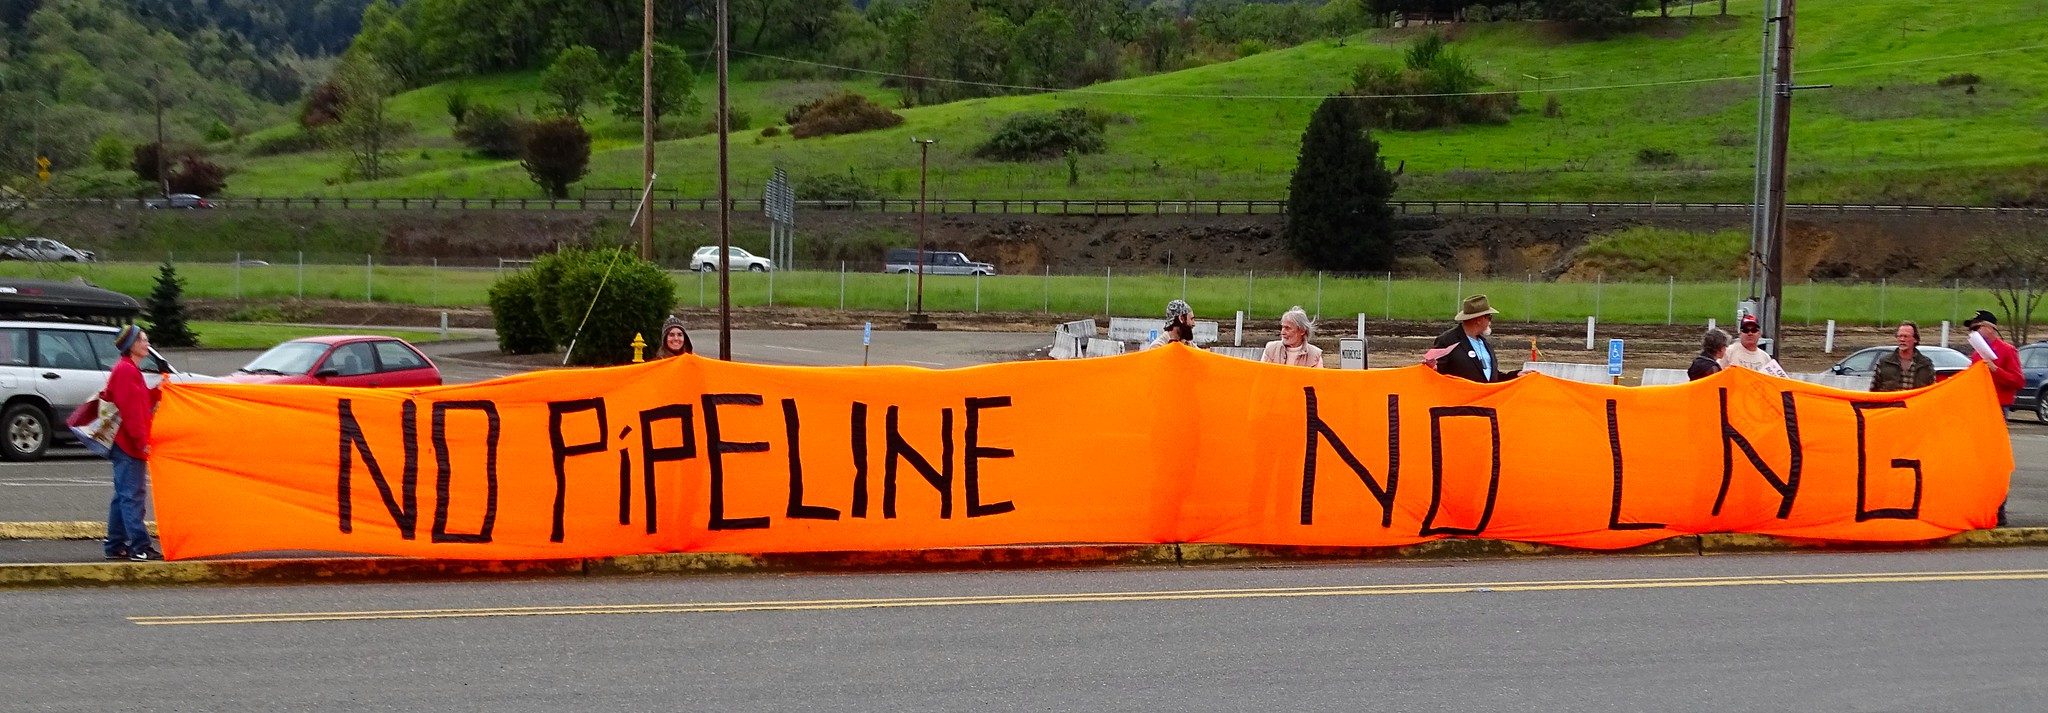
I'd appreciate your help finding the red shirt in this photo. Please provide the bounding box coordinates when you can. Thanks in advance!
[1969,335,2025,406]
[106,357,158,458]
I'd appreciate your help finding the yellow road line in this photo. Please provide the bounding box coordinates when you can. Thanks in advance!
[131,569,2048,626]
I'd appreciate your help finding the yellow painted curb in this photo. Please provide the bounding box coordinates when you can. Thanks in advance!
[1697,527,2048,554]
[0,521,157,540]
[1178,536,1702,564]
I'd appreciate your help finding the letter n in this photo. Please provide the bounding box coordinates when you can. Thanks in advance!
[1300,388,1398,527]
[337,399,418,539]
[1712,389,1803,518]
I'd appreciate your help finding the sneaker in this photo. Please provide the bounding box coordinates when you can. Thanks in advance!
[129,549,162,562]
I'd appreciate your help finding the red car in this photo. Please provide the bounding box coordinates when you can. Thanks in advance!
[226,336,441,388]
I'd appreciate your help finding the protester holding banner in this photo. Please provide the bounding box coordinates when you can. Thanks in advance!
[1262,306,1323,367]
[1721,315,1787,378]
[1964,310,2023,406]
[653,316,694,359]
[1689,328,1730,381]
[1149,299,1196,349]
[1427,295,1519,383]
[104,325,161,562]
[1870,321,1936,392]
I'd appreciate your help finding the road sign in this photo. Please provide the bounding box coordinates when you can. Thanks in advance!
[863,322,872,346]
[1339,338,1366,370]
[37,169,50,184]
[1607,339,1625,377]
[35,156,50,169]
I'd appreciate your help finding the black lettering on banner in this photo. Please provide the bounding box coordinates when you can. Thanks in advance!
[703,394,771,530]
[337,399,419,539]
[1299,388,1400,527]
[884,405,954,519]
[1607,399,1666,531]
[547,399,608,543]
[1420,406,1501,537]
[850,402,871,519]
[638,404,696,534]
[964,396,1017,518]
[1712,389,1803,518]
[782,399,840,520]
[431,401,500,544]
[616,448,631,525]
[1853,401,1921,522]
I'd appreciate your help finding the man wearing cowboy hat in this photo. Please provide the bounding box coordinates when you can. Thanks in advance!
[1429,295,1519,383]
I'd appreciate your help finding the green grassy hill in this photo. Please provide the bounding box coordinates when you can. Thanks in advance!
[214,0,2048,204]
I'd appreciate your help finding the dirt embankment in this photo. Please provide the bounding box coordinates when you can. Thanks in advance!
[23,206,2045,278]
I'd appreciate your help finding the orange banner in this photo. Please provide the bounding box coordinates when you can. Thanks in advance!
[151,348,2012,560]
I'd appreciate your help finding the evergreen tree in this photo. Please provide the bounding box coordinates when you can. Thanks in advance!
[1284,97,1398,271]
[143,263,200,348]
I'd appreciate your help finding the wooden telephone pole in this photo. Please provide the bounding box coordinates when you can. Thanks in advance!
[639,0,655,261]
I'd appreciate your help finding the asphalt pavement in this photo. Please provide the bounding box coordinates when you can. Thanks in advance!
[4,548,2046,711]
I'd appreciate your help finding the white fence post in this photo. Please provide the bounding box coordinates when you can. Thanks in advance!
[1234,310,1244,346]
[1585,316,1596,350]
[1356,313,1365,340]
[1940,320,1951,348]
[1824,319,1836,353]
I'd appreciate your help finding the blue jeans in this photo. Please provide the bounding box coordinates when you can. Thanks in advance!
[106,446,152,556]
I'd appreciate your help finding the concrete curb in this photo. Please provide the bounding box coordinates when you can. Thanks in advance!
[5,530,2045,589]
[0,521,152,540]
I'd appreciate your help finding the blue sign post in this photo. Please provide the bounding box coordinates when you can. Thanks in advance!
[863,322,872,366]
[1607,338,1625,383]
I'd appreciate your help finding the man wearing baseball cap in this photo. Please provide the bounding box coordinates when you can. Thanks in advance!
[1721,314,1787,378]
[1964,309,2023,527]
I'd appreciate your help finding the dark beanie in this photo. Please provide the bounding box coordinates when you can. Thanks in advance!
[114,325,142,353]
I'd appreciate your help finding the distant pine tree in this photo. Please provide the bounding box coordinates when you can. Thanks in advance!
[143,263,200,348]
[1284,97,1399,271]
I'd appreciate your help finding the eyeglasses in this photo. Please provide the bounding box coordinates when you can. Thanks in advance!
[1739,326,1760,333]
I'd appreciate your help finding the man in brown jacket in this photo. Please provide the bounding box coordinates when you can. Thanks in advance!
[1870,321,1936,392]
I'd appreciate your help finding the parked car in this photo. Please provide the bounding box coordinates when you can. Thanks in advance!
[144,193,213,209]
[691,246,774,272]
[2011,342,2048,421]
[1825,345,1973,384]
[0,319,213,461]
[225,336,441,388]
[0,237,95,262]
[883,248,995,276]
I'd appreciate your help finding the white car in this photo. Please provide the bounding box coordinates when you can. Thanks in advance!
[0,237,96,263]
[692,246,774,272]
[0,319,215,461]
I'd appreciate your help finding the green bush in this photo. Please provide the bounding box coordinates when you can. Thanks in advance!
[974,108,1108,162]
[91,135,128,171]
[542,247,675,366]
[248,130,326,157]
[205,120,234,143]
[789,92,903,139]
[455,104,530,160]
[1349,33,1519,130]
[1937,72,1982,87]
[796,172,885,201]
[487,269,554,355]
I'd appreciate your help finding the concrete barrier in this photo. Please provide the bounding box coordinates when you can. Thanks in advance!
[1521,361,1611,384]
[1790,372,1870,391]
[1050,319,1099,360]
[1108,317,1219,345]
[1210,347,1264,361]
[1640,368,1691,386]
[1084,338,1126,358]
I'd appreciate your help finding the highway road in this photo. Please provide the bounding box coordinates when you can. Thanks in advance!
[4,549,2046,711]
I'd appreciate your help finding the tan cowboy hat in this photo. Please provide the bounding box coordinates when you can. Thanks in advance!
[1454,294,1500,322]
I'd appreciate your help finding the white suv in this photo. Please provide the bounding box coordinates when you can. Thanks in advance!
[0,320,202,461]
[691,246,774,272]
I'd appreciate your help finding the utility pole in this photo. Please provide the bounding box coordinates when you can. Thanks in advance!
[1759,0,1827,354]
[904,137,938,330]
[639,0,655,261]
[716,0,734,359]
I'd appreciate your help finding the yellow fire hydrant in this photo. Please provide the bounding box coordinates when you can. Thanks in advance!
[630,332,647,363]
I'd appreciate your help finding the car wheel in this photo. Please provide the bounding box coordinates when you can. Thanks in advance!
[59,256,76,262]
[2036,394,2048,423]
[750,264,766,272]
[2,403,50,462]
[896,269,912,274]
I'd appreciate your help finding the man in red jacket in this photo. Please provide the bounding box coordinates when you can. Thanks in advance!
[103,325,161,561]
[1964,309,2021,527]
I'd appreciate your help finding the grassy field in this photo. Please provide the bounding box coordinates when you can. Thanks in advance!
[0,260,1992,329]
[180,321,459,349]
[178,0,2048,204]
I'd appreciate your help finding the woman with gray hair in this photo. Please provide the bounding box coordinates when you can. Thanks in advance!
[1262,306,1323,367]
[1689,327,1730,381]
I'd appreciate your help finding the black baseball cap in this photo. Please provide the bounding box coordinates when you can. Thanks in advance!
[1965,310,1998,328]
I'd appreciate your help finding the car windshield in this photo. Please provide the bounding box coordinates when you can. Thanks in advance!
[1924,347,1973,369]
[240,342,330,375]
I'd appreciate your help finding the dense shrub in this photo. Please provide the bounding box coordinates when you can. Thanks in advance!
[487,269,553,355]
[1634,147,1679,166]
[1937,72,1982,87]
[521,118,592,199]
[760,125,783,138]
[167,156,229,196]
[796,172,885,201]
[1348,33,1518,130]
[456,104,530,160]
[92,135,128,171]
[974,108,1109,162]
[205,120,234,143]
[299,78,347,129]
[789,92,904,139]
[489,247,676,364]
[248,130,327,157]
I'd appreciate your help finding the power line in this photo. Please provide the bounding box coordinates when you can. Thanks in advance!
[736,43,2048,101]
